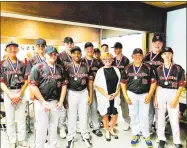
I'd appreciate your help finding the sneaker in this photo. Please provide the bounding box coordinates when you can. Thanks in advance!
[82,137,93,147]
[123,122,130,131]
[105,130,111,141]
[92,129,103,137]
[131,135,141,147]
[67,139,74,148]
[60,128,67,139]
[18,140,29,147]
[174,144,183,148]
[10,143,16,148]
[145,137,153,148]
[158,140,166,148]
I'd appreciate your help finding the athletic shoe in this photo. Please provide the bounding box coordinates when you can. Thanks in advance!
[92,129,103,137]
[18,140,29,147]
[67,139,74,148]
[60,128,67,139]
[158,140,166,148]
[145,137,153,148]
[123,121,130,131]
[82,137,93,147]
[174,144,183,148]
[131,135,141,147]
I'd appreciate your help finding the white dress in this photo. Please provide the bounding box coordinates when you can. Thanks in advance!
[94,66,121,116]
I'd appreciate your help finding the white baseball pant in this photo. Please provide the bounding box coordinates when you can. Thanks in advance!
[89,90,100,130]
[34,100,59,148]
[67,89,89,141]
[127,91,150,138]
[3,89,26,144]
[156,87,181,144]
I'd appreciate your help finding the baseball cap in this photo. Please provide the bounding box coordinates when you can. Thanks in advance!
[45,46,58,54]
[101,44,108,48]
[94,48,100,53]
[70,46,82,53]
[152,34,164,42]
[132,48,143,55]
[36,38,46,46]
[161,47,173,54]
[6,41,19,48]
[85,42,94,48]
[111,42,123,49]
[64,37,74,43]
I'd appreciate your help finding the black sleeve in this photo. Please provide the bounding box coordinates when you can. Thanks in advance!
[57,54,65,68]
[29,65,40,86]
[0,63,6,84]
[150,67,156,83]
[88,66,94,80]
[178,66,185,87]
[121,67,128,84]
[60,67,68,86]
[125,58,130,66]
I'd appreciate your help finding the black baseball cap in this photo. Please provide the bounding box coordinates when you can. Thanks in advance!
[132,48,143,55]
[70,46,82,53]
[85,42,94,48]
[6,41,19,48]
[94,48,100,53]
[111,42,123,49]
[36,38,46,46]
[101,44,108,48]
[152,34,164,42]
[45,46,58,54]
[161,47,173,54]
[64,37,74,43]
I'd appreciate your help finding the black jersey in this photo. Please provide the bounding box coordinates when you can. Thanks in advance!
[121,63,156,94]
[143,51,163,70]
[29,62,68,101]
[25,54,45,77]
[112,55,130,74]
[65,61,94,91]
[155,63,185,89]
[57,50,72,67]
[81,57,103,78]
[0,58,27,88]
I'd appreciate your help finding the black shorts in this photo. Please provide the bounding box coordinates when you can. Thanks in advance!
[107,100,118,115]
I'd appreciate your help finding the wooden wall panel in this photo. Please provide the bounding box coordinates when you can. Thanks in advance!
[1,1,166,32]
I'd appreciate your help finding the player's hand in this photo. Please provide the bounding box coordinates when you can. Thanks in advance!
[11,97,21,105]
[144,94,152,104]
[42,101,51,112]
[125,97,132,105]
[107,95,113,100]
[55,101,63,110]
[154,96,158,109]
[88,97,92,105]
[170,99,178,109]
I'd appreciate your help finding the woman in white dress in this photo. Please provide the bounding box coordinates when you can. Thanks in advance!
[94,52,121,141]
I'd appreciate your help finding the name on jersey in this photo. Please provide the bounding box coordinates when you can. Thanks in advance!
[159,76,177,81]
[128,73,148,77]
[149,61,163,66]
[42,74,62,79]
[115,65,124,69]
[91,67,99,71]
[69,73,88,78]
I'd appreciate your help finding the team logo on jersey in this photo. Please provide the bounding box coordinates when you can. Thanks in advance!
[142,79,148,84]
[156,36,160,39]
[81,79,86,85]
[57,81,62,88]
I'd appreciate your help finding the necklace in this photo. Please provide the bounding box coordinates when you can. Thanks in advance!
[104,67,112,74]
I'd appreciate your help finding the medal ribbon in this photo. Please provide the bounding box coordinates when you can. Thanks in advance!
[133,63,143,77]
[150,52,159,61]
[37,54,45,62]
[47,63,56,76]
[65,51,72,62]
[86,58,94,67]
[7,57,19,73]
[115,56,123,68]
[73,62,81,75]
[163,63,173,81]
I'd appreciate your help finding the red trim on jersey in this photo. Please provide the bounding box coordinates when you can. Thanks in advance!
[151,78,157,84]
[121,79,127,84]
[0,77,6,84]
[178,80,185,87]
[29,80,38,86]
[89,76,94,80]
[62,80,69,86]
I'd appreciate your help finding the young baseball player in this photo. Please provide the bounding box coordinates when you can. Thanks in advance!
[65,46,93,148]
[143,34,164,134]
[121,48,156,148]
[57,37,74,138]
[29,46,68,148]
[0,41,29,148]
[81,42,103,137]
[111,42,130,131]
[154,47,185,148]
[25,38,47,101]
[100,44,109,55]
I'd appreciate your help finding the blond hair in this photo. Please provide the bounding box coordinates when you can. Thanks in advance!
[101,52,113,60]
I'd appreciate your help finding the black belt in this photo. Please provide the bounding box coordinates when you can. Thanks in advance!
[8,86,21,89]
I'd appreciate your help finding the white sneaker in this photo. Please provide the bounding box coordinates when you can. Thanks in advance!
[60,128,67,139]
[18,140,29,147]
[10,143,16,148]
[123,122,130,131]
